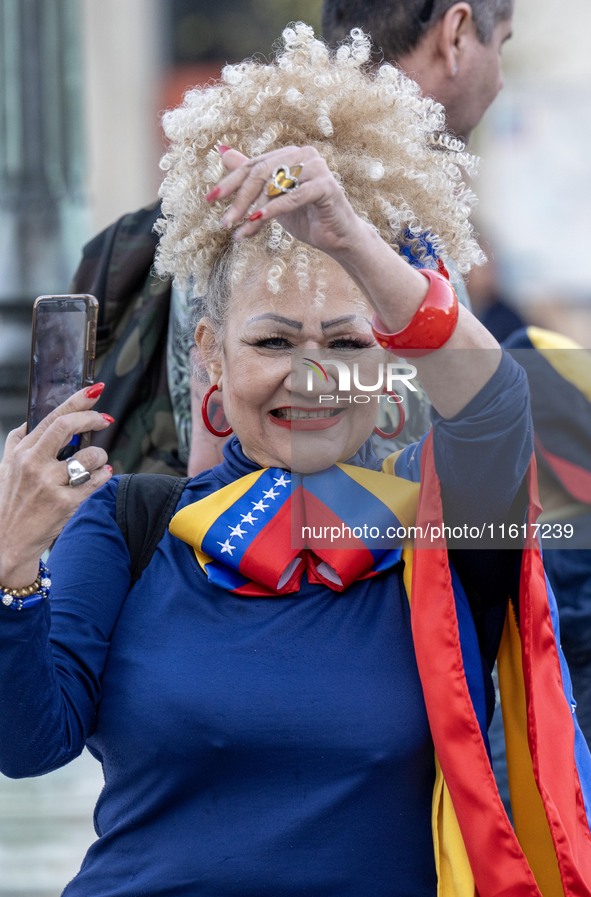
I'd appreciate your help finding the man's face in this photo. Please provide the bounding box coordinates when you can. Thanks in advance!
[445,16,513,142]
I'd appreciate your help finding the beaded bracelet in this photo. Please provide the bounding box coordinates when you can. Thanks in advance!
[0,560,51,611]
[371,268,458,358]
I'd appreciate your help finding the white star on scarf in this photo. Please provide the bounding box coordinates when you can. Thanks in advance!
[228,523,247,539]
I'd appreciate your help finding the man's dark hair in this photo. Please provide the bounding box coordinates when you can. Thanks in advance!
[322,0,513,59]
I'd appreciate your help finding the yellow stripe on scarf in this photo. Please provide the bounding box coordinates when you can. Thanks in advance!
[340,459,420,531]
[497,606,563,897]
[170,469,266,545]
[527,326,591,403]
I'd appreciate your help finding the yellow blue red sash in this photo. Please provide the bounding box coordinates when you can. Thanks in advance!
[406,433,591,897]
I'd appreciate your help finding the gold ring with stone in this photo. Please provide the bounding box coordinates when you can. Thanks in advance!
[265,163,304,198]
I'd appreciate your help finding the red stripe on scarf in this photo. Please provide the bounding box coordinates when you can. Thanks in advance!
[300,491,377,591]
[238,494,303,593]
[535,441,591,504]
[519,466,591,896]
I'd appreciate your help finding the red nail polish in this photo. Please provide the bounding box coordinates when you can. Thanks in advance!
[248,210,264,222]
[85,382,105,399]
[105,464,113,475]
[101,413,115,424]
[217,144,230,155]
[205,186,221,202]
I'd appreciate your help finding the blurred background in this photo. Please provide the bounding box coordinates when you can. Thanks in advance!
[0,0,590,894]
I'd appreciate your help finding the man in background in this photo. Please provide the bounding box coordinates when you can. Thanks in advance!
[319,0,515,457]
[322,0,514,144]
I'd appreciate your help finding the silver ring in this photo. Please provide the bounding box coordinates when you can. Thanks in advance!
[67,459,91,487]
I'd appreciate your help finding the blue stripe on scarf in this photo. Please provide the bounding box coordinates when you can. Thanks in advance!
[544,569,591,827]
[201,470,292,566]
[450,565,491,757]
[303,465,405,556]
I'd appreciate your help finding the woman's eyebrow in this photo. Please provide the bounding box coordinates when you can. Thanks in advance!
[322,315,360,330]
[248,314,303,330]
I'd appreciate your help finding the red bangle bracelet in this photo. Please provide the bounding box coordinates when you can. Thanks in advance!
[371,268,459,358]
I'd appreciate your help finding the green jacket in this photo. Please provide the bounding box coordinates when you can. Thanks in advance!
[72,202,186,476]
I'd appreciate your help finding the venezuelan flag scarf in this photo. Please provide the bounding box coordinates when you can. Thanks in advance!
[169,463,418,595]
[170,435,591,896]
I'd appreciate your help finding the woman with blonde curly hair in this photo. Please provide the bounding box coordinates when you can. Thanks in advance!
[1,23,590,897]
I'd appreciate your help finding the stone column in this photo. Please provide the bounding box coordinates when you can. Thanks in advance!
[0,0,87,441]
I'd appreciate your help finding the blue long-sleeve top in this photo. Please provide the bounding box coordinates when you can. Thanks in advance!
[0,353,531,897]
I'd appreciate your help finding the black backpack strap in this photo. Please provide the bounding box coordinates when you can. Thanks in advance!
[116,473,190,586]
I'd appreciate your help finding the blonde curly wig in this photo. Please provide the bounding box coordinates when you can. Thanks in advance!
[155,23,483,329]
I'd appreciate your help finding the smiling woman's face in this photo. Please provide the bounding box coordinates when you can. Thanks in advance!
[198,258,388,473]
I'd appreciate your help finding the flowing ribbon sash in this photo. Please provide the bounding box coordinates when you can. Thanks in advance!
[410,434,591,897]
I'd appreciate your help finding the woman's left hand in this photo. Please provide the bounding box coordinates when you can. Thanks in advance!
[209,146,364,259]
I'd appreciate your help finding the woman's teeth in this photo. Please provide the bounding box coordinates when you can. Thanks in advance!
[272,408,340,420]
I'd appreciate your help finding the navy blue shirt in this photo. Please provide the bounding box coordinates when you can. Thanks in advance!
[0,354,531,897]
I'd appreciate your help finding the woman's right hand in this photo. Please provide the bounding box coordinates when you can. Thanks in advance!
[0,385,113,588]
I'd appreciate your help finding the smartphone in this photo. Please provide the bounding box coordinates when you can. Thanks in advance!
[27,294,99,458]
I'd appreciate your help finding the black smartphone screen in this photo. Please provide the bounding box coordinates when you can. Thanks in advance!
[27,295,98,438]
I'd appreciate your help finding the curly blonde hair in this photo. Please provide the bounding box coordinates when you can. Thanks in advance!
[155,23,483,328]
